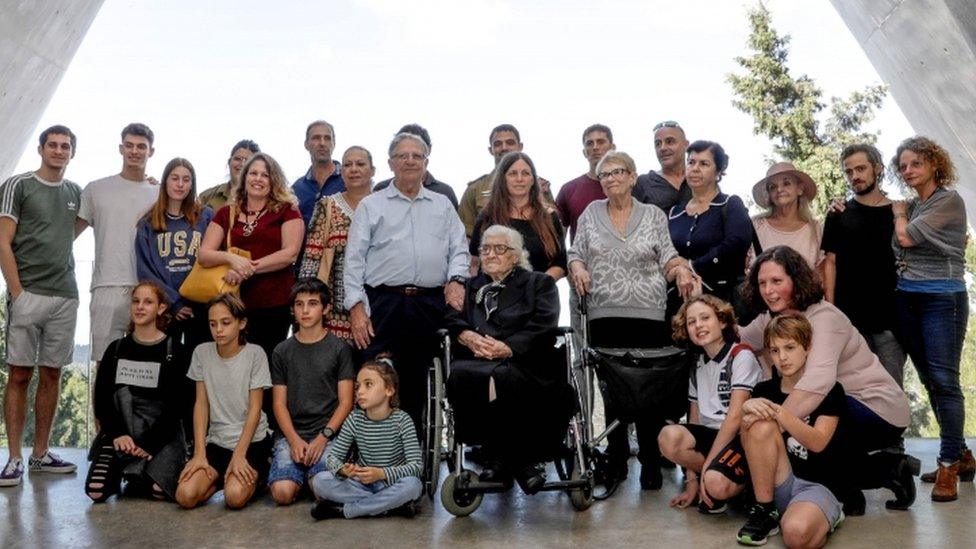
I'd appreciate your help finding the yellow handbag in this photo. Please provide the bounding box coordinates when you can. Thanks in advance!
[179,205,252,303]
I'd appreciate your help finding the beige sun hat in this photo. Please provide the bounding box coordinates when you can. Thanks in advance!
[752,162,818,208]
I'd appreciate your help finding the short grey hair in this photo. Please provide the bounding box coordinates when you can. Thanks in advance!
[388,132,430,158]
[481,224,531,269]
[596,150,637,176]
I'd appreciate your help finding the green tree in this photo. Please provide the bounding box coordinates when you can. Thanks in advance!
[727,2,886,212]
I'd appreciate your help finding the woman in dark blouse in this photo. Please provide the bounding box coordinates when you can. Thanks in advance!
[470,151,566,279]
[667,140,753,317]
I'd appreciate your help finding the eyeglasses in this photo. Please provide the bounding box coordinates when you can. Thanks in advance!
[653,120,682,132]
[392,153,427,162]
[230,156,249,163]
[597,167,630,180]
[479,244,514,256]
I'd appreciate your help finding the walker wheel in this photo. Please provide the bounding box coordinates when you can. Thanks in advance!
[440,471,483,517]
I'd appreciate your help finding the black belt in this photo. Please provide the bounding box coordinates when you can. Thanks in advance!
[367,284,441,297]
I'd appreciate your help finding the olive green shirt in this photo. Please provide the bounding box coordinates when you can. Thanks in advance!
[198,182,232,211]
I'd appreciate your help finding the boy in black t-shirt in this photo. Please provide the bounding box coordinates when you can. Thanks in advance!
[736,314,845,547]
[268,278,356,505]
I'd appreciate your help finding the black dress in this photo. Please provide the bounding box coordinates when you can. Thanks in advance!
[445,267,573,467]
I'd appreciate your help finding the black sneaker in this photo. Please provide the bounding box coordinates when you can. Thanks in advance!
[698,498,728,514]
[310,500,345,520]
[388,500,419,518]
[736,503,780,546]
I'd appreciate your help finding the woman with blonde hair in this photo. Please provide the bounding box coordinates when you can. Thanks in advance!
[749,162,823,271]
[198,152,304,358]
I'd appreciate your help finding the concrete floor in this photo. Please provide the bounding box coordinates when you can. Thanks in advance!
[1,439,973,549]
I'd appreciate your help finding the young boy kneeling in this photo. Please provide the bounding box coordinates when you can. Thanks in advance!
[658,295,764,513]
[736,313,846,547]
[268,278,356,505]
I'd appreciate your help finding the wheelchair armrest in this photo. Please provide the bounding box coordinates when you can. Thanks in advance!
[436,328,450,338]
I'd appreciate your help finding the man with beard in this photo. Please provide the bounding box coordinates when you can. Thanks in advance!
[821,144,905,387]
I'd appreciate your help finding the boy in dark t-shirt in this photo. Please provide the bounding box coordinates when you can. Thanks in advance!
[268,278,356,505]
[736,314,846,547]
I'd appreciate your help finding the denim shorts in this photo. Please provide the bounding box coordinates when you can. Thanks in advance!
[267,435,330,486]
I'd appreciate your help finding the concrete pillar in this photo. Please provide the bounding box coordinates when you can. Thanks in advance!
[0,1,104,180]
[830,0,976,224]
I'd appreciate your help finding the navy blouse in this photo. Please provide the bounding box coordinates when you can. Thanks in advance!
[667,192,753,296]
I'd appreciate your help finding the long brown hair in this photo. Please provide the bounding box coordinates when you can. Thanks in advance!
[144,158,203,231]
[480,151,559,259]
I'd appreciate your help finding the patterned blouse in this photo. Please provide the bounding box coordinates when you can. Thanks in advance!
[299,193,357,341]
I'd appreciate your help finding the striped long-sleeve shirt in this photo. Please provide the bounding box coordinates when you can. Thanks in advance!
[325,408,422,484]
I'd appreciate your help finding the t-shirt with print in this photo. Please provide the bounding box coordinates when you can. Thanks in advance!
[212,204,302,309]
[271,332,356,441]
[78,174,158,290]
[0,172,82,298]
[93,334,193,455]
[751,380,848,493]
[688,342,764,429]
[187,342,271,449]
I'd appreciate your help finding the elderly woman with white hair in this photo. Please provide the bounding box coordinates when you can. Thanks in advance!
[445,224,571,495]
[569,150,697,491]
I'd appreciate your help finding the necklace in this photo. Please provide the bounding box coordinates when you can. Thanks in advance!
[242,206,266,237]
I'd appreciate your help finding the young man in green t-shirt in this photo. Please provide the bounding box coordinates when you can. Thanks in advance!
[0,125,83,486]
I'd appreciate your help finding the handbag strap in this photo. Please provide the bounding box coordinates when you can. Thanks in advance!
[226,205,236,249]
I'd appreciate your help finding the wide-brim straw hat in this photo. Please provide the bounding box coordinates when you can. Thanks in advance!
[752,162,817,208]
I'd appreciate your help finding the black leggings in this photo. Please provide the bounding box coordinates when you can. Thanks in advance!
[86,439,165,503]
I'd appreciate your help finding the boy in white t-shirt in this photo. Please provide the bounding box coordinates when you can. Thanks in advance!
[76,123,159,364]
[658,295,764,514]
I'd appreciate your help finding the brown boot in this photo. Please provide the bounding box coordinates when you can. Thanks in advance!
[922,449,975,483]
[931,461,959,502]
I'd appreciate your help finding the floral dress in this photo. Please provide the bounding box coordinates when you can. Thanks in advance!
[299,193,355,341]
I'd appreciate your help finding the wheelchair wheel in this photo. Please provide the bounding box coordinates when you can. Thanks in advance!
[440,471,483,517]
[569,462,594,511]
[422,358,445,499]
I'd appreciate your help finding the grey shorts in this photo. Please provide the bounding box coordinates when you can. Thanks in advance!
[5,290,79,368]
[774,473,843,531]
[90,286,133,361]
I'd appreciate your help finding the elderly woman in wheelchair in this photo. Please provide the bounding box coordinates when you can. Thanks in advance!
[442,224,578,500]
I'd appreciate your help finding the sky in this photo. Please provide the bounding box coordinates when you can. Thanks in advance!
[9,0,915,342]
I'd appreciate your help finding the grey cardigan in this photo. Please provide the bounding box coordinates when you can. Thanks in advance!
[893,187,967,283]
[568,198,678,321]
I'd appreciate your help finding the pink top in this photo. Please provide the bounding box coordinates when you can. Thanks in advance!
[749,217,824,270]
[739,301,910,428]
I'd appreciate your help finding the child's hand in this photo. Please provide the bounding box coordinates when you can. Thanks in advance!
[352,466,385,484]
[227,455,257,485]
[289,438,309,464]
[304,435,328,467]
[113,435,150,459]
[179,455,215,483]
[339,463,356,478]
[670,476,698,508]
[742,397,779,420]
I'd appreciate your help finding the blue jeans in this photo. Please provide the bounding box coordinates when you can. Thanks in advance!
[267,435,329,486]
[310,470,422,518]
[896,290,969,462]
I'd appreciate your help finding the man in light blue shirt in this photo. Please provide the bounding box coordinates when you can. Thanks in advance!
[344,132,468,427]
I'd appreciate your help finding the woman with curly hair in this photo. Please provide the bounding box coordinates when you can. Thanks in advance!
[890,136,971,501]
[198,152,304,358]
[737,245,916,516]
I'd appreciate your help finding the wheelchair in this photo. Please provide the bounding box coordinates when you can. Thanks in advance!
[421,327,598,516]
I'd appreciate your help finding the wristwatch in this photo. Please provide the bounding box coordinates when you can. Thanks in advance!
[321,426,335,440]
[449,275,467,285]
